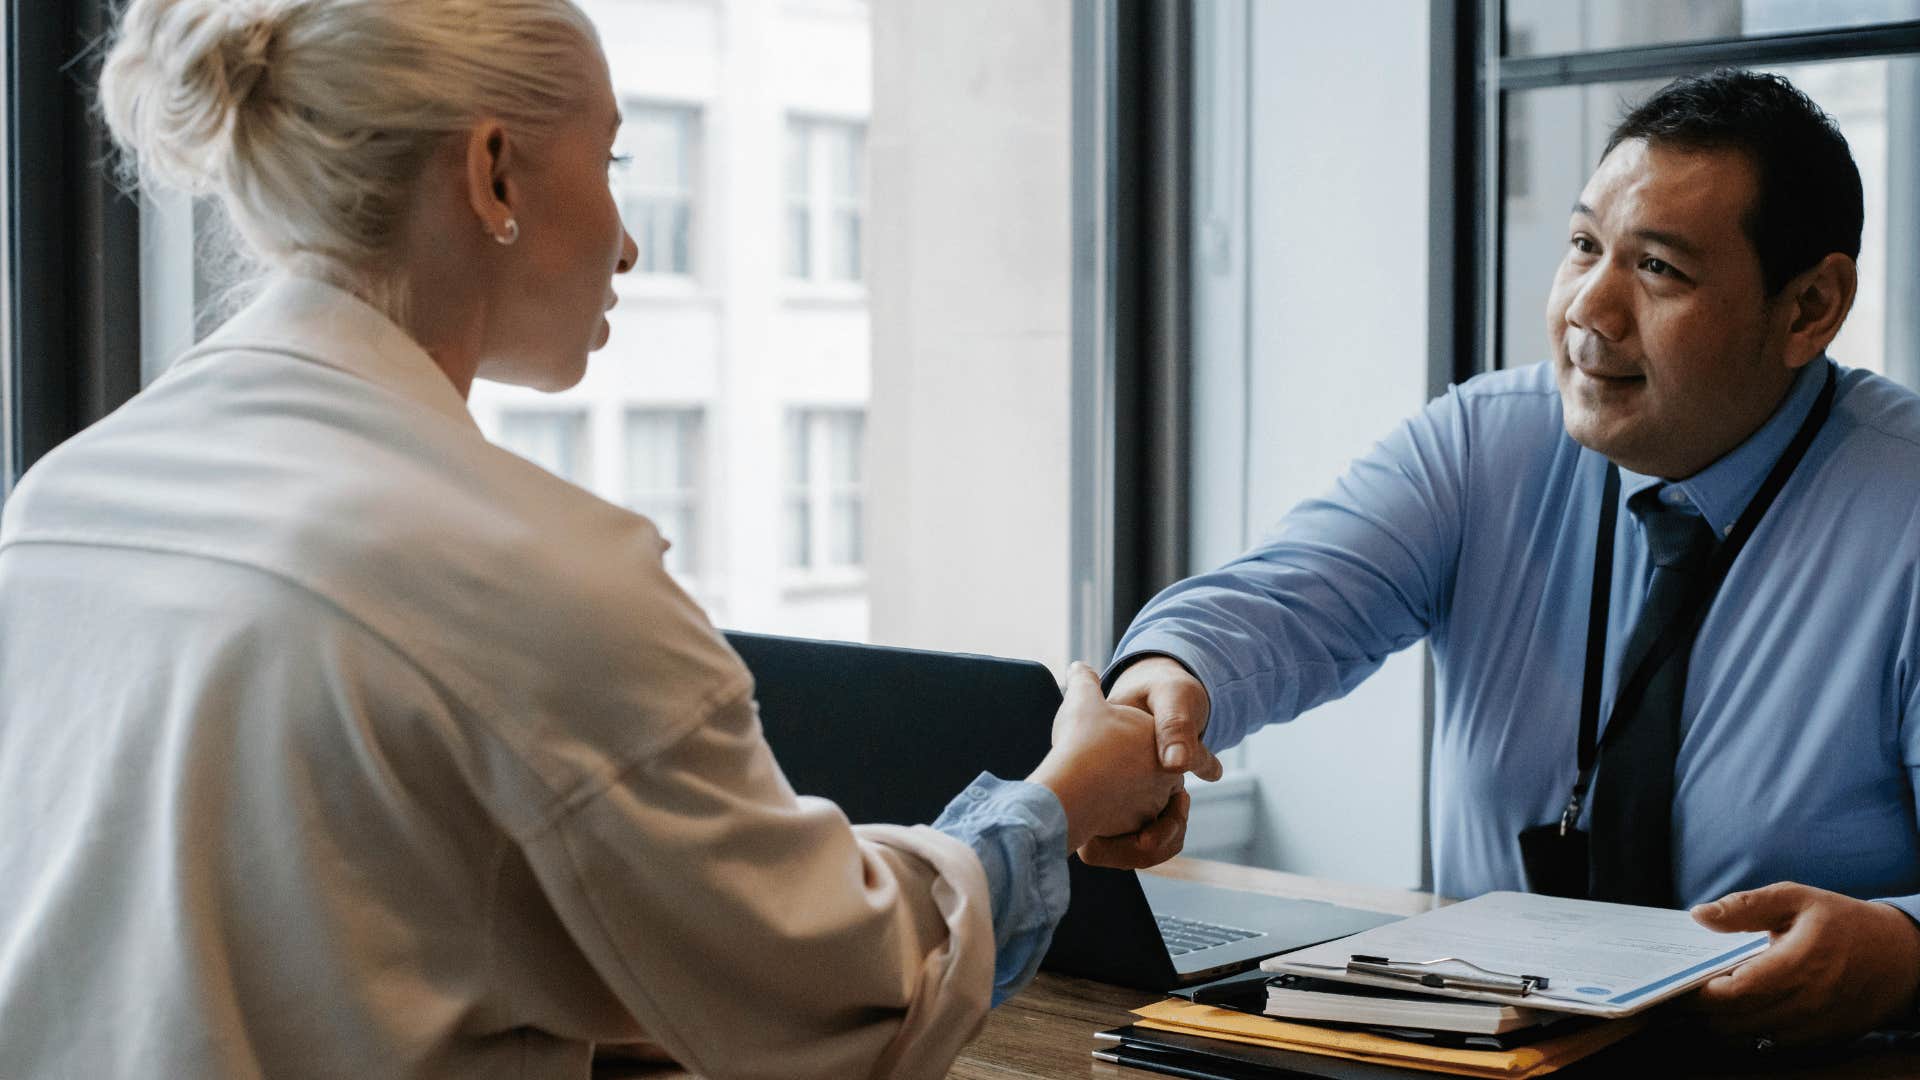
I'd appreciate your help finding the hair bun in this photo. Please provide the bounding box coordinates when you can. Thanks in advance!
[99,1,288,194]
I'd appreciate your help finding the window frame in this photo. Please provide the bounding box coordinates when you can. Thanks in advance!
[1444,4,1920,389]
[782,406,866,584]
[614,99,701,281]
[496,407,594,487]
[782,115,868,289]
[4,1,144,499]
[623,406,706,579]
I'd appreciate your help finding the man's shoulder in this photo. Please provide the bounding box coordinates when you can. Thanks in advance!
[1424,360,1570,463]
[1452,359,1560,402]
[1833,365,1920,461]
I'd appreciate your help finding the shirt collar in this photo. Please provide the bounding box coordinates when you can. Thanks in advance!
[175,274,479,432]
[1615,357,1830,537]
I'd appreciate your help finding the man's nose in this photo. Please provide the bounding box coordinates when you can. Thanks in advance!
[1563,260,1630,342]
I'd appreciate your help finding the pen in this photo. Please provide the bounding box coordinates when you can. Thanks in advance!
[1346,954,1550,996]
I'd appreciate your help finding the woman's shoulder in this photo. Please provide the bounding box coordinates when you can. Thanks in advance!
[10,347,751,781]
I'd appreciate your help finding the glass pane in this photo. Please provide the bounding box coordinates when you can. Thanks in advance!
[620,107,689,190]
[785,121,810,200]
[829,494,862,567]
[615,106,695,277]
[1499,57,1920,389]
[625,409,699,493]
[315,1,1072,659]
[784,497,811,569]
[787,207,812,279]
[1505,0,1920,56]
[497,411,590,484]
[832,212,862,282]
[786,411,811,486]
[830,125,864,202]
[827,411,863,484]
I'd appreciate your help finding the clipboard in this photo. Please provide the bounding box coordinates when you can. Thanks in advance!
[1261,890,1768,1019]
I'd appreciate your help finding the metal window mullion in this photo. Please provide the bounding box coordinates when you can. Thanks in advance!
[7,0,143,487]
[1498,19,1920,91]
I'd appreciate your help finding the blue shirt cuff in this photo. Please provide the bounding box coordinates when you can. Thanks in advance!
[1106,634,1236,753]
[931,772,1071,1006]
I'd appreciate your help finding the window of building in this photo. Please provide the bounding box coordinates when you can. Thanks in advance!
[625,408,704,578]
[784,408,864,573]
[497,410,591,486]
[1492,5,1920,388]
[784,118,865,284]
[615,103,698,277]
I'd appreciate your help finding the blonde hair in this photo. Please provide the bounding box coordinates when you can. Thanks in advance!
[99,0,601,319]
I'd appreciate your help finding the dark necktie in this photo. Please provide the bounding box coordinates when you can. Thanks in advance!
[1587,486,1719,907]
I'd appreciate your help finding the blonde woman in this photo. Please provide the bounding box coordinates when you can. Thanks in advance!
[0,2,1188,1077]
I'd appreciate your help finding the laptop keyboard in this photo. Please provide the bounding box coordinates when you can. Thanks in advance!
[1155,913,1265,956]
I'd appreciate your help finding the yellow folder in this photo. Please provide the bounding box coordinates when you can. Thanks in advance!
[1131,998,1646,1078]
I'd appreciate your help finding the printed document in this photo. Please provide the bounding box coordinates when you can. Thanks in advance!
[1264,891,1768,1018]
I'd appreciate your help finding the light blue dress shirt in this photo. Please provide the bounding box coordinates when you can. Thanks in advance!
[1116,358,1920,920]
[932,773,1071,1005]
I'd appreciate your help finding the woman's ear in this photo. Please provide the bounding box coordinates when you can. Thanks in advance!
[464,121,517,242]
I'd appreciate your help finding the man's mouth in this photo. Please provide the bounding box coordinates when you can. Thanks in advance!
[1576,366,1643,383]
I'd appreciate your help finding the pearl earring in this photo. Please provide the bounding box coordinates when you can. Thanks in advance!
[494,219,520,246]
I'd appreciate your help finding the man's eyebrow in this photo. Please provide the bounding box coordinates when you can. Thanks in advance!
[1632,228,1706,261]
[1567,203,1706,261]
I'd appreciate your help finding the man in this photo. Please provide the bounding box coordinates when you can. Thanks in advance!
[1104,69,1920,1045]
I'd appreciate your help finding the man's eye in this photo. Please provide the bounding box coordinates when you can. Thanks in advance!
[1641,256,1675,276]
[1570,235,1597,254]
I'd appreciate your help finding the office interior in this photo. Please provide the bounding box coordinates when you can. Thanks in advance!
[4,0,1918,896]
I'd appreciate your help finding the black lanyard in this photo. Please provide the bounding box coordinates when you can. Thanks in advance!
[1556,362,1837,834]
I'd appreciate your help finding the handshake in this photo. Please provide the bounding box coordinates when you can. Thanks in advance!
[1026,656,1221,869]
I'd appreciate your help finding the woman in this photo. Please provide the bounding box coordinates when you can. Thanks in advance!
[0,2,1184,1077]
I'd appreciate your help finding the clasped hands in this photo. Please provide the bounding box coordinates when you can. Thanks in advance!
[1028,656,1218,869]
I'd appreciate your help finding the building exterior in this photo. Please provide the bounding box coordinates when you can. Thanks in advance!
[470,0,874,641]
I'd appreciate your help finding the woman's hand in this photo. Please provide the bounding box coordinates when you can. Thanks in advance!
[1027,663,1187,853]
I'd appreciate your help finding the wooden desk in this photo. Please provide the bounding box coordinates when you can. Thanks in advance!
[603,857,1920,1079]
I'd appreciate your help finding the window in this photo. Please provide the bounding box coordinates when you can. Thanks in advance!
[614,104,698,277]
[1493,6,1920,388]
[1504,0,1917,55]
[496,410,591,485]
[784,408,864,573]
[625,408,704,578]
[784,118,865,284]
[110,0,1078,665]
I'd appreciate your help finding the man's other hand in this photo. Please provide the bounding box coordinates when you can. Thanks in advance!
[1108,655,1223,781]
[1687,882,1920,1046]
[1028,663,1186,854]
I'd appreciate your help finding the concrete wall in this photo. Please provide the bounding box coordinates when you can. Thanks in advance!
[866,0,1075,672]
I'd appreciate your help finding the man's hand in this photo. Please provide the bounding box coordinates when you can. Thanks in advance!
[1028,663,1186,853]
[1108,655,1223,781]
[1078,789,1191,870]
[1687,882,1920,1046]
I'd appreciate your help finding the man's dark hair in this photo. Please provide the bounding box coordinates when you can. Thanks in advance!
[1604,68,1862,296]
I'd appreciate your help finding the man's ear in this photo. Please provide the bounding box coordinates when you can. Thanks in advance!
[463,121,516,241]
[1773,252,1858,370]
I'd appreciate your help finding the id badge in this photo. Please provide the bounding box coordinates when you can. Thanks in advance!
[1517,822,1590,900]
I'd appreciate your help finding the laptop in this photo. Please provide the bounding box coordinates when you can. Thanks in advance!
[724,631,1399,990]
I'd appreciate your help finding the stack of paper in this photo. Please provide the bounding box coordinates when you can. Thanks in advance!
[1092,891,1768,1078]
[1125,999,1642,1079]
[1264,974,1548,1035]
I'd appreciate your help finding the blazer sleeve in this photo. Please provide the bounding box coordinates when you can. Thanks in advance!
[520,687,995,1080]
